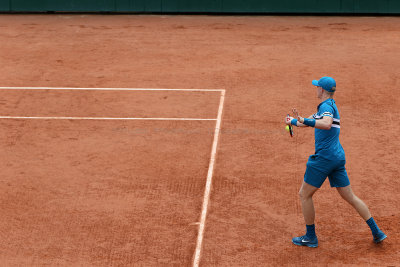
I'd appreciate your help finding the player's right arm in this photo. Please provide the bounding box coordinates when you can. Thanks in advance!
[296,115,314,127]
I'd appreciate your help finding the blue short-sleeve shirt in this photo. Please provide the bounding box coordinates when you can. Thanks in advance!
[312,99,345,160]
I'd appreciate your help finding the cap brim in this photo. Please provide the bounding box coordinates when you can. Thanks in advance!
[312,80,319,86]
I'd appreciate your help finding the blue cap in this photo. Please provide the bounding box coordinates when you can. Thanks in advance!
[312,77,336,92]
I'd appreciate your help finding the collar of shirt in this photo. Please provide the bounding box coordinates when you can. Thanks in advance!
[317,98,335,110]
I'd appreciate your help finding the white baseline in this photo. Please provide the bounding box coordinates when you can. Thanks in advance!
[0,116,216,121]
[0,87,224,92]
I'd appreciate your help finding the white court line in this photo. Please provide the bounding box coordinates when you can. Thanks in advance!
[193,90,225,267]
[0,87,224,92]
[1,86,226,266]
[0,116,217,121]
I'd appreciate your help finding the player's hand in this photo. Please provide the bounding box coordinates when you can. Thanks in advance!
[292,108,299,119]
[292,108,304,123]
[285,116,294,125]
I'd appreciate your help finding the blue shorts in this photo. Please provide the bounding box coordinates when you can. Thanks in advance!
[304,155,350,188]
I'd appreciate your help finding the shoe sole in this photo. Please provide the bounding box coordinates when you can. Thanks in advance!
[374,234,387,243]
[292,240,318,248]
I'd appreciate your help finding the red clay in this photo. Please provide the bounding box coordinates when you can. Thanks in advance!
[0,119,216,266]
[0,89,221,118]
[0,15,399,266]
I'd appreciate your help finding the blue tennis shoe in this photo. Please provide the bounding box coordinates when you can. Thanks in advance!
[292,235,318,248]
[373,230,387,243]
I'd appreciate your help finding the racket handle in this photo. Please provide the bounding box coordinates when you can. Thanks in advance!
[287,114,293,137]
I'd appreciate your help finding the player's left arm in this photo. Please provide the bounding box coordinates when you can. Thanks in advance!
[287,108,316,128]
[285,115,312,127]
[299,116,333,130]
[293,104,334,130]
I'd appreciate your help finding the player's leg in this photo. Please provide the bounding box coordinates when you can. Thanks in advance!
[292,181,319,247]
[292,155,327,248]
[336,185,387,243]
[329,161,387,243]
[336,185,370,220]
[299,181,319,225]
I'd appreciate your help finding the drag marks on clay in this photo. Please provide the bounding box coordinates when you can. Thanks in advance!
[122,25,145,29]
[68,25,113,30]
[328,23,349,31]
[302,26,320,31]
[167,178,205,198]
[212,175,259,198]
[210,23,233,30]
[172,25,187,30]
[328,23,348,26]
[271,27,290,32]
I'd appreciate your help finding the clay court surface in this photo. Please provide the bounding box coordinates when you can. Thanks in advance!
[0,15,399,266]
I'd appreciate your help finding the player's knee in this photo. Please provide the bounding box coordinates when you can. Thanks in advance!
[299,189,310,201]
[339,190,356,204]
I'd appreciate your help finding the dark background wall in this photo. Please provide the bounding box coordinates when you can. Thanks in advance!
[0,0,399,13]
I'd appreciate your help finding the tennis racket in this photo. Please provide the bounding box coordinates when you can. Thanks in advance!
[287,114,293,137]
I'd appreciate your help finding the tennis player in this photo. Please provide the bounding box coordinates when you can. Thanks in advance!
[285,77,387,248]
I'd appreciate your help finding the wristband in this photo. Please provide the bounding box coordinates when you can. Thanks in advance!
[290,119,298,126]
[303,118,316,127]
